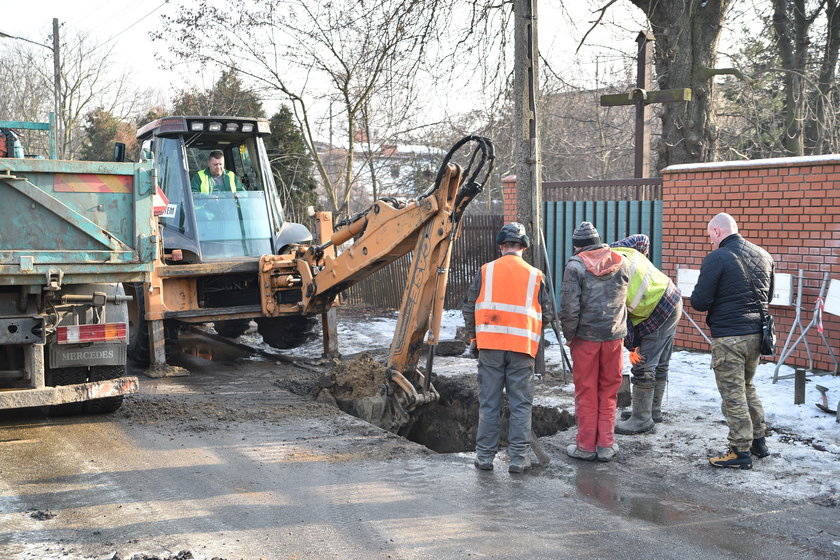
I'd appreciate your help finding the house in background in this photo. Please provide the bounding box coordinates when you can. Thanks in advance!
[314,139,445,216]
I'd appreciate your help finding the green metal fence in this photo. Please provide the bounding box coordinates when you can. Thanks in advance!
[542,178,664,303]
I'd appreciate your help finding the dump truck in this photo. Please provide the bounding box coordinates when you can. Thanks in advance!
[0,143,158,412]
[131,115,493,431]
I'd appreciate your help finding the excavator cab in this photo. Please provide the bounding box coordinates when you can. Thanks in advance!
[129,116,317,352]
[136,116,312,263]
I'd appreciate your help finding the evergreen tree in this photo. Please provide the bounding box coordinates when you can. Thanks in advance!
[172,69,265,117]
[80,108,137,161]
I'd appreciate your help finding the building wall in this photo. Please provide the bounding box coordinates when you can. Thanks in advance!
[662,156,840,371]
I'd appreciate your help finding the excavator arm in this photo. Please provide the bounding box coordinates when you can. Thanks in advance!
[258,136,494,431]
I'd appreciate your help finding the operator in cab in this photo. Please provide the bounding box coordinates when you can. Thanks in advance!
[190,150,244,193]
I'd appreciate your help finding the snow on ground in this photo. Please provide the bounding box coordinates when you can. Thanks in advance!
[275,308,840,504]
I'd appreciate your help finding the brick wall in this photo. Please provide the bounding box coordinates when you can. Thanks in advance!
[662,155,840,371]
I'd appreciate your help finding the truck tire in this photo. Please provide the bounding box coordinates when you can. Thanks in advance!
[84,365,125,414]
[255,316,318,349]
[213,319,252,339]
[45,367,88,416]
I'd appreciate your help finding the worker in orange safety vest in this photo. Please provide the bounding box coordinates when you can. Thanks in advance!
[462,222,554,474]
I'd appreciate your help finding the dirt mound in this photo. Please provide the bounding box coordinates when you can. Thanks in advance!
[109,552,214,560]
[327,352,389,399]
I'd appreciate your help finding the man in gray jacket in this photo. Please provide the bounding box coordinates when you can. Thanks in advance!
[560,222,631,462]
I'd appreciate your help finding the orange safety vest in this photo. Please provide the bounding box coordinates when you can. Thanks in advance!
[475,254,544,357]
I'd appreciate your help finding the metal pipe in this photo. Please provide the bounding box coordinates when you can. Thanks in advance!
[538,227,572,378]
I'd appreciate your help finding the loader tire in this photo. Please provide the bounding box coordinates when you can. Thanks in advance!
[256,316,318,349]
[213,319,252,339]
[127,283,179,365]
[84,365,125,414]
[127,284,151,365]
[45,367,88,416]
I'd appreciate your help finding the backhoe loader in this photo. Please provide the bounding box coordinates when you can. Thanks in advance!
[130,115,494,431]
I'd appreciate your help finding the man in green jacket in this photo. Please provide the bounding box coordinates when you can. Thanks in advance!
[190,150,244,193]
[610,234,682,434]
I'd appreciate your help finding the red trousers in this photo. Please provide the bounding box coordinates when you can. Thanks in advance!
[570,338,624,451]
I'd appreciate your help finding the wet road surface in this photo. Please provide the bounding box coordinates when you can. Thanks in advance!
[0,344,837,559]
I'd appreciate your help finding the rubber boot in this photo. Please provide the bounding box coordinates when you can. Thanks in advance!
[615,384,655,434]
[651,379,667,423]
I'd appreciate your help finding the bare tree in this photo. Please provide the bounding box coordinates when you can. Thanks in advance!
[1,25,149,159]
[771,0,840,155]
[618,0,732,169]
[0,44,53,155]
[49,29,148,159]
[714,1,840,159]
[157,0,454,217]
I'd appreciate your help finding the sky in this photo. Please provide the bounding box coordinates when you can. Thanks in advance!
[1,1,644,125]
[264,308,840,504]
[1,0,187,95]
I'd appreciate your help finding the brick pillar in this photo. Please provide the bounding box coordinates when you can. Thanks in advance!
[501,175,517,223]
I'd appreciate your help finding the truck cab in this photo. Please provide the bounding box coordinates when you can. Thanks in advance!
[136,116,312,263]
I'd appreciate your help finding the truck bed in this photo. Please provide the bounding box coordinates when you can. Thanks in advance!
[0,159,156,286]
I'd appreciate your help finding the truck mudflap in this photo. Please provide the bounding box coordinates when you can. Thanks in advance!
[0,376,139,409]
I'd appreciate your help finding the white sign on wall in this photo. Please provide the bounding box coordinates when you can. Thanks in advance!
[677,268,700,297]
[825,278,840,316]
[771,273,793,306]
[677,268,793,307]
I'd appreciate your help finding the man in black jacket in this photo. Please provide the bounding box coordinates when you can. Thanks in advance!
[690,213,775,470]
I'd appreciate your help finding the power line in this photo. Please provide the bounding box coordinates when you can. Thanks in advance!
[86,0,170,57]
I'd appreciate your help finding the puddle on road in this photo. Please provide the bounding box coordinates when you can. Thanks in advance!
[169,335,761,552]
[172,332,255,364]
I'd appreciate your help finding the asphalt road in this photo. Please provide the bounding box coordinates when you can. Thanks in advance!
[0,346,837,560]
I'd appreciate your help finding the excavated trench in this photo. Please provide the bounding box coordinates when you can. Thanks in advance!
[173,331,572,454]
[323,352,573,453]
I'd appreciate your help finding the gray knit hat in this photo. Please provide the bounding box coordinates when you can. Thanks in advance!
[572,221,601,248]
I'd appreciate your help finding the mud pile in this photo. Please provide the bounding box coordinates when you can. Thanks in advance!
[327,352,390,399]
[109,552,223,560]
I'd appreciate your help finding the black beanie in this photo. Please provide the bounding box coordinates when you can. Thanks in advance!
[572,221,601,248]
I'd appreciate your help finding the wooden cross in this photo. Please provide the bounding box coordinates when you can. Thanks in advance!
[600,31,692,178]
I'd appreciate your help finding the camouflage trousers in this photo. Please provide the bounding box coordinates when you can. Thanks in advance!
[710,333,766,452]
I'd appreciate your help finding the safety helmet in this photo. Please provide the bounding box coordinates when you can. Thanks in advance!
[496,222,530,248]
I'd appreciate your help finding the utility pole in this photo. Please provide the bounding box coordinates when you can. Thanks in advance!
[513,0,542,270]
[52,18,61,159]
[514,0,546,374]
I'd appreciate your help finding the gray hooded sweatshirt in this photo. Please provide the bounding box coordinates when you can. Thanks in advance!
[559,244,631,343]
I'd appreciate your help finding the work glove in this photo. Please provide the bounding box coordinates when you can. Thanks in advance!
[629,347,645,365]
[469,339,479,359]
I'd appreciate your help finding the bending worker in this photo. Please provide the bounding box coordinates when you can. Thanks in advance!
[610,234,682,434]
[463,222,553,474]
[191,150,243,193]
